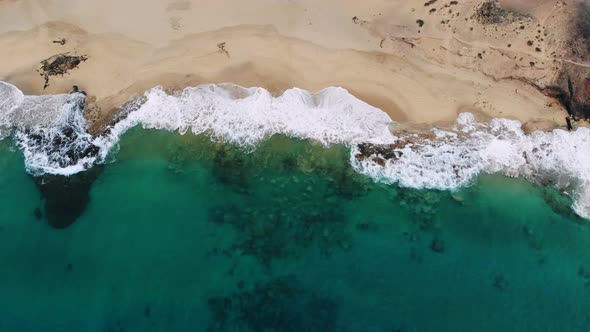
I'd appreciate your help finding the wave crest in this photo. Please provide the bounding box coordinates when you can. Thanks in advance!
[351,113,590,219]
[1,81,589,219]
[98,84,395,149]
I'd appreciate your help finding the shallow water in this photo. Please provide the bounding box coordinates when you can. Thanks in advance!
[0,128,589,331]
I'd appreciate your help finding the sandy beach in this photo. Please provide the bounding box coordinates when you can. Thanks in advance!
[0,0,588,134]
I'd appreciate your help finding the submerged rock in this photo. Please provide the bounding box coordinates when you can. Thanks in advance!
[211,147,251,193]
[21,86,105,228]
[208,276,338,332]
[209,203,351,266]
[430,237,445,253]
[493,273,509,291]
[33,207,42,220]
[34,166,102,229]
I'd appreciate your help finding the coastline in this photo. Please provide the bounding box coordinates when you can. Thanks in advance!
[1,0,589,135]
[3,3,590,328]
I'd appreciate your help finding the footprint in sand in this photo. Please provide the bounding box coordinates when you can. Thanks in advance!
[169,16,182,31]
[167,1,190,31]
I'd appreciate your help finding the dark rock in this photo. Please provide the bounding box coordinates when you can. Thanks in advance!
[33,207,42,220]
[566,116,573,130]
[430,237,445,253]
[144,305,151,318]
[356,221,378,232]
[25,94,102,228]
[208,202,351,265]
[281,156,298,171]
[34,166,103,229]
[542,2,590,120]
[211,147,251,194]
[356,142,402,161]
[561,69,590,119]
[543,68,590,120]
[493,274,509,291]
[207,276,338,332]
[372,157,386,166]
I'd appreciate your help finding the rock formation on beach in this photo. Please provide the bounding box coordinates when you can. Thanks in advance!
[37,53,88,90]
[353,0,590,163]
[546,1,590,120]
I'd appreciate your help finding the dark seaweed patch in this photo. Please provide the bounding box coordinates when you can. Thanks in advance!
[211,147,251,194]
[208,276,338,332]
[208,203,351,266]
[37,53,88,90]
[33,207,42,220]
[397,188,445,231]
[330,170,370,200]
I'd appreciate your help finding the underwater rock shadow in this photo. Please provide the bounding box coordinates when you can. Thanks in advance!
[33,165,103,229]
[207,276,338,332]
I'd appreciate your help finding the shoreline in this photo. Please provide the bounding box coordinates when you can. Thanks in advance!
[1,0,590,136]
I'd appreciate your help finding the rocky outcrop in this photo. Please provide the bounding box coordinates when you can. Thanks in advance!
[546,2,590,120]
[29,88,103,229]
[476,0,590,121]
[474,0,530,24]
[545,67,590,120]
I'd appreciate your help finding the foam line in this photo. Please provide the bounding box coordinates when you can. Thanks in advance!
[1,81,589,218]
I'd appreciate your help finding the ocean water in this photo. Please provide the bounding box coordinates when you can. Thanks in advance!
[1,81,590,331]
[0,129,589,332]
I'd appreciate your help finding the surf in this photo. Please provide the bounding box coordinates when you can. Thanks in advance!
[1,81,589,219]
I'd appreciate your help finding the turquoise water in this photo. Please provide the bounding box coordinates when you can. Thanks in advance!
[0,128,589,331]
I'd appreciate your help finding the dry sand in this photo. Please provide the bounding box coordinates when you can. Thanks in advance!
[0,0,586,133]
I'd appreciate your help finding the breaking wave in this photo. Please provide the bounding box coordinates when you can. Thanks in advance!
[0,81,98,175]
[351,113,590,219]
[1,81,589,219]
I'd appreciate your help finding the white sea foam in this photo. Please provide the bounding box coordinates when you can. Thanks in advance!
[0,81,97,175]
[1,81,590,218]
[94,84,395,154]
[0,81,24,138]
[351,113,590,219]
